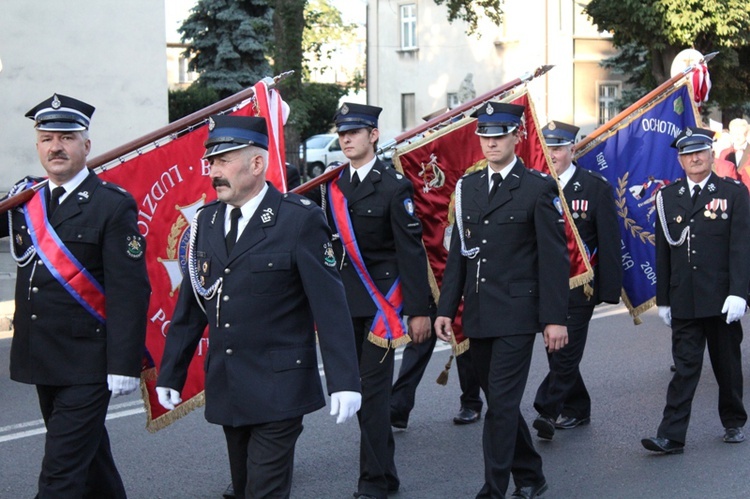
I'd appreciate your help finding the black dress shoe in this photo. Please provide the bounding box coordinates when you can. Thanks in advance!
[453,407,481,425]
[510,480,548,498]
[555,415,591,430]
[532,415,555,440]
[724,427,745,443]
[641,436,684,454]
[223,483,235,498]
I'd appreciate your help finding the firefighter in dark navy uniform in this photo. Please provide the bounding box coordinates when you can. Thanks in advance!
[435,102,569,499]
[642,127,750,454]
[1,94,150,498]
[156,115,362,499]
[308,102,434,499]
[532,121,622,441]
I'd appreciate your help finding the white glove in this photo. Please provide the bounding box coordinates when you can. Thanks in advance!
[155,386,183,411]
[722,295,747,324]
[330,391,361,424]
[107,375,139,397]
[658,306,672,327]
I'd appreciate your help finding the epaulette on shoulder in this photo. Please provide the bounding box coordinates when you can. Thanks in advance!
[721,176,743,187]
[526,169,553,183]
[527,169,549,178]
[198,199,221,213]
[661,181,681,191]
[382,167,409,183]
[463,168,484,179]
[99,180,131,197]
[581,168,610,184]
[282,192,317,209]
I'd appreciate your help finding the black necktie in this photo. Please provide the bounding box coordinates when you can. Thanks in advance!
[489,173,502,200]
[692,184,701,206]
[226,208,242,254]
[48,186,65,217]
[351,171,361,189]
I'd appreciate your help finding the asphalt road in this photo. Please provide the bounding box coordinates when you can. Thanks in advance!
[2,303,750,498]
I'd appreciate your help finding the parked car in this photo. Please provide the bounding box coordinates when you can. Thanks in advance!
[300,133,347,178]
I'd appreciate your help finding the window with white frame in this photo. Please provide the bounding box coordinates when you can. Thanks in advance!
[402,93,416,131]
[598,82,621,125]
[447,93,460,109]
[400,4,417,50]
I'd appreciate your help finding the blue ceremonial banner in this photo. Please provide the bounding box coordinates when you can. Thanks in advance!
[575,84,699,318]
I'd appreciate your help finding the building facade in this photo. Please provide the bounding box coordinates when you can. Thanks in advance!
[0,0,168,192]
[366,0,624,142]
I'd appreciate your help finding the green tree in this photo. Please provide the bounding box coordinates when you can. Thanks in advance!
[168,83,220,122]
[302,0,358,79]
[179,0,273,99]
[433,0,504,35]
[585,0,750,116]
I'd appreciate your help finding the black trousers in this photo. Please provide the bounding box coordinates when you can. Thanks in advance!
[223,417,304,499]
[35,383,125,499]
[534,304,594,420]
[391,322,483,425]
[353,316,398,499]
[657,316,747,444]
[471,335,544,499]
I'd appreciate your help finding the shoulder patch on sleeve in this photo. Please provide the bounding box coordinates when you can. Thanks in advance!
[126,234,145,259]
[403,198,415,216]
[553,196,564,215]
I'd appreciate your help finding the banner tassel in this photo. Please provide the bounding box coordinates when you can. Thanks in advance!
[436,354,454,385]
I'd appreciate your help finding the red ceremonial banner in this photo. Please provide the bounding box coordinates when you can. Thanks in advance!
[393,91,592,353]
[98,104,263,430]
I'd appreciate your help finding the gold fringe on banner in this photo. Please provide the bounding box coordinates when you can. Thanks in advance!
[142,380,206,434]
[622,293,655,326]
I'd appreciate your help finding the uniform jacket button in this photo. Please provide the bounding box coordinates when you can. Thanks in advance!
[224,323,231,328]
[226,349,233,355]
[224,268,231,274]
[30,314,38,320]
[223,295,230,301]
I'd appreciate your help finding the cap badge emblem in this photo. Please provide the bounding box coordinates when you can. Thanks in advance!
[51,95,61,109]
[485,103,494,115]
[208,117,215,131]
[686,128,693,136]
[341,104,350,115]
[548,122,556,130]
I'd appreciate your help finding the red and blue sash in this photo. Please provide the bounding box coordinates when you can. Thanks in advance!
[24,184,106,323]
[327,173,409,347]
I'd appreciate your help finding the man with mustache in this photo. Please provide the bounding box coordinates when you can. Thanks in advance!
[156,115,362,499]
[0,94,150,498]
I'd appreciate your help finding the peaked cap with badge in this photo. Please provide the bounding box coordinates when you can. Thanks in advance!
[25,93,95,131]
[203,115,269,159]
[472,102,525,137]
[542,120,579,146]
[671,126,714,155]
[333,102,382,132]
